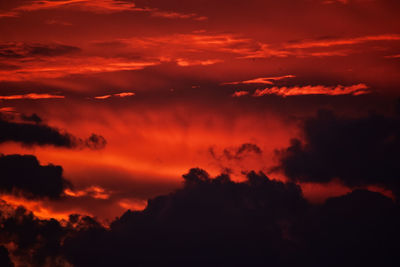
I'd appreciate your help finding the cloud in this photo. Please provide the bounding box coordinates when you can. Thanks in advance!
[0,202,97,266]
[0,42,80,59]
[0,154,70,199]
[223,75,296,85]
[0,246,13,267]
[385,54,400,59]
[0,56,158,81]
[1,0,207,21]
[0,93,65,100]
[0,167,398,266]
[231,90,249,97]
[63,169,307,266]
[277,104,400,199]
[253,83,370,97]
[0,113,106,149]
[210,143,262,161]
[285,34,400,49]
[62,169,400,267]
[94,91,135,99]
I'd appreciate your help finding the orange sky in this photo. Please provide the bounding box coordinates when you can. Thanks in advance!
[0,0,399,221]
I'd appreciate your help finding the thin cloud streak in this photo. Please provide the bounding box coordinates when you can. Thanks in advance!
[286,34,400,49]
[253,84,370,97]
[223,75,296,85]
[2,0,207,21]
[94,92,135,99]
[0,93,65,100]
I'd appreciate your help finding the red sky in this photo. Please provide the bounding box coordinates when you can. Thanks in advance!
[0,0,399,221]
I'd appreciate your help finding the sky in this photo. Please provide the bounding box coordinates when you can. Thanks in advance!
[0,1,400,266]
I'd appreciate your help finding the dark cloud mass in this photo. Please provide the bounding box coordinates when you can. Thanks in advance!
[62,169,400,267]
[277,105,400,199]
[0,154,70,199]
[0,245,13,267]
[0,113,106,149]
[0,168,398,266]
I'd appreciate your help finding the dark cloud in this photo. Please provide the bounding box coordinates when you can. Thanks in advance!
[293,189,400,267]
[0,246,13,267]
[0,168,398,266]
[0,201,98,267]
[277,105,400,198]
[210,143,262,161]
[62,168,400,267]
[21,113,42,124]
[0,113,106,149]
[0,154,70,199]
[0,42,80,59]
[63,168,308,267]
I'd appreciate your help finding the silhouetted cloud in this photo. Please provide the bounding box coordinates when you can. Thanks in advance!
[62,168,400,267]
[0,113,106,149]
[277,105,400,198]
[0,154,70,199]
[63,168,308,266]
[0,246,13,267]
[210,143,262,161]
[0,168,399,266]
[0,201,99,266]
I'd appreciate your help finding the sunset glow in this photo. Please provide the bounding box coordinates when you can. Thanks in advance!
[0,0,399,266]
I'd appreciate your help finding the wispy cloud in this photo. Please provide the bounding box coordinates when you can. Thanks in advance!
[1,0,207,21]
[94,92,135,99]
[385,54,400,59]
[0,56,158,81]
[231,91,249,97]
[176,58,223,67]
[223,75,295,85]
[0,93,65,100]
[285,34,400,49]
[253,83,370,97]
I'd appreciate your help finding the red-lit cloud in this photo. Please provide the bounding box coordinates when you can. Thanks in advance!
[94,91,135,99]
[223,75,295,85]
[0,93,65,100]
[1,0,207,21]
[253,83,370,97]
